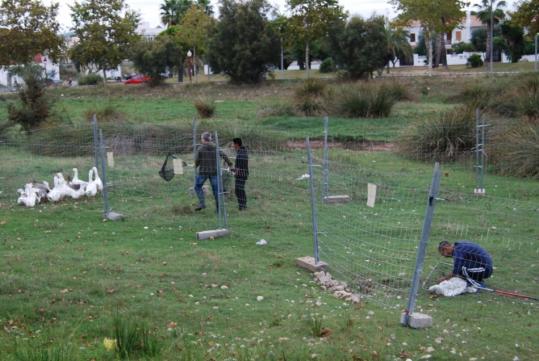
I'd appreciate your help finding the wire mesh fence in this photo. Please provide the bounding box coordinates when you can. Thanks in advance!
[1,114,537,319]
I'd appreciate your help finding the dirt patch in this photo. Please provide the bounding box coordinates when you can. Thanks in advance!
[287,140,394,152]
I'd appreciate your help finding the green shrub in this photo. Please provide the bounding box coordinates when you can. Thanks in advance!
[113,315,160,359]
[467,54,484,68]
[519,76,539,120]
[194,99,216,118]
[78,73,103,86]
[294,79,327,116]
[381,81,412,101]
[451,42,475,54]
[490,122,539,179]
[7,64,51,131]
[295,79,327,98]
[397,105,475,161]
[319,58,335,73]
[330,83,397,118]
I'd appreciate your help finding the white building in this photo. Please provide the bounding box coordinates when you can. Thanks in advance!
[0,53,60,88]
[405,11,485,50]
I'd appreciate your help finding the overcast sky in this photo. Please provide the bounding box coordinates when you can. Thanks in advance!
[51,0,520,31]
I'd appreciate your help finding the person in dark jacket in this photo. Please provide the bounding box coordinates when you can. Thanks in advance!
[194,132,232,211]
[438,241,493,287]
[232,138,249,210]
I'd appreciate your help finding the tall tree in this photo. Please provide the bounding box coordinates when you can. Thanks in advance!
[385,23,413,71]
[132,36,183,86]
[0,0,63,66]
[472,0,506,65]
[287,0,345,75]
[207,0,279,84]
[160,0,212,27]
[391,0,465,69]
[512,0,539,36]
[70,0,140,79]
[331,16,388,79]
[501,20,525,62]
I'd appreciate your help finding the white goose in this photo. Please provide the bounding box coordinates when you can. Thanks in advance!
[69,168,89,189]
[92,167,103,192]
[85,168,98,197]
[18,183,39,207]
[48,173,73,202]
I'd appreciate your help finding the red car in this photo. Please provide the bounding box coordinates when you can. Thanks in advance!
[124,75,151,84]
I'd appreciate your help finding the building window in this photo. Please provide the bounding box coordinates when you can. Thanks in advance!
[456,31,462,42]
[410,33,416,42]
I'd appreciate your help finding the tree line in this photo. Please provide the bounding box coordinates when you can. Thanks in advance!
[0,0,538,86]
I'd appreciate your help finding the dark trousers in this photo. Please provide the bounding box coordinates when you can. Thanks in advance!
[235,177,247,209]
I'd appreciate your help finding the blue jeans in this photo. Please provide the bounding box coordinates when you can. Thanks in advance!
[195,175,219,208]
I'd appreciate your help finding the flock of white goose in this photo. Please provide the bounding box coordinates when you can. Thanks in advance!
[17,167,103,208]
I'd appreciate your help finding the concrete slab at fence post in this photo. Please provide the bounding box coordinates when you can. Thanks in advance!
[400,312,433,329]
[296,256,328,273]
[196,229,230,241]
[323,195,351,204]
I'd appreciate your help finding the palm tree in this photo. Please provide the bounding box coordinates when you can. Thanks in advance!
[472,0,506,66]
[160,0,193,27]
[385,25,413,72]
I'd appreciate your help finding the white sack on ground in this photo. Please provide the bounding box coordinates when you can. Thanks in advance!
[429,277,478,297]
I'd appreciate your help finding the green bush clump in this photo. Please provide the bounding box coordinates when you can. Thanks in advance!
[78,73,103,86]
[330,83,397,118]
[294,79,327,116]
[194,99,216,118]
[489,121,539,179]
[519,76,539,120]
[467,54,484,68]
[7,64,51,131]
[397,105,475,161]
[319,58,336,73]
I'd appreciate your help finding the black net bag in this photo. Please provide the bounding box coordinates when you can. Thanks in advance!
[159,153,175,182]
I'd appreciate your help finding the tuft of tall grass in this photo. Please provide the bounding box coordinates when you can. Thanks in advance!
[519,76,539,121]
[194,99,216,118]
[14,341,75,361]
[113,315,161,359]
[489,122,539,179]
[330,83,397,118]
[294,79,327,116]
[397,105,475,162]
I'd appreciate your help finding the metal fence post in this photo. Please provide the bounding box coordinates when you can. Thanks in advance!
[535,33,538,72]
[215,132,227,229]
[98,129,111,217]
[474,109,487,195]
[306,137,320,264]
[322,116,329,200]
[402,162,441,327]
[92,115,99,169]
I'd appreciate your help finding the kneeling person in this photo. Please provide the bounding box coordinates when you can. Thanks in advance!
[438,241,493,287]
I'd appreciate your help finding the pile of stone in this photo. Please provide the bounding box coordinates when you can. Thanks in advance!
[314,271,361,304]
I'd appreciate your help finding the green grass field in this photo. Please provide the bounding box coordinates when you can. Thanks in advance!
[0,76,538,360]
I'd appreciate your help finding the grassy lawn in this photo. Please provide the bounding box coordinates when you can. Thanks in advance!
[0,77,538,360]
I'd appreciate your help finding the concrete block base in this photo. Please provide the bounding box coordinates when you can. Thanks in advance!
[296,256,328,273]
[196,228,230,241]
[474,188,486,196]
[400,312,433,329]
[324,195,351,204]
[105,211,124,221]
